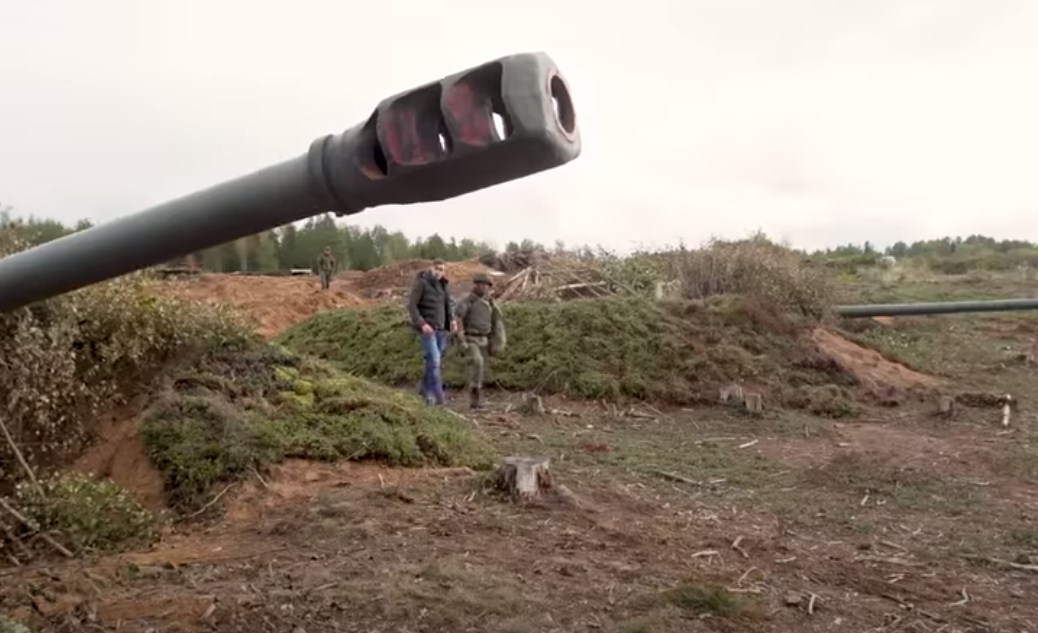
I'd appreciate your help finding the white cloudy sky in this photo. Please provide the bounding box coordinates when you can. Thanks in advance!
[2,0,1037,253]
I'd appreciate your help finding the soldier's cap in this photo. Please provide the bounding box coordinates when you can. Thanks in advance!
[472,272,493,285]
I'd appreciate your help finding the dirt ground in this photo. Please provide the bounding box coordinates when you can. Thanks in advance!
[157,274,366,338]
[6,271,1038,632]
[5,383,1038,632]
[153,259,495,337]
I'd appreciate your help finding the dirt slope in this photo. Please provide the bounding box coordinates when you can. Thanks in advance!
[812,327,941,398]
[156,274,365,337]
[349,258,494,298]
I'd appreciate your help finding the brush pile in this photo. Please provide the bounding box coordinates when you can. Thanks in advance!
[478,249,549,274]
[493,258,636,302]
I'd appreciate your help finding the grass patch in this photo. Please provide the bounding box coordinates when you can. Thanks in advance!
[1,473,158,557]
[660,582,750,618]
[597,433,773,488]
[141,341,495,511]
[277,295,855,408]
[802,452,980,514]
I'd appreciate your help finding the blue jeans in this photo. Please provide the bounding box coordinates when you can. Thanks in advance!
[419,330,449,404]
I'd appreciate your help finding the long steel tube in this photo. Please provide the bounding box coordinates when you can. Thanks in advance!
[0,52,580,312]
[835,298,1038,318]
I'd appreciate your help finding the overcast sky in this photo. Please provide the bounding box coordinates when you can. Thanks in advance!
[2,0,1038,253]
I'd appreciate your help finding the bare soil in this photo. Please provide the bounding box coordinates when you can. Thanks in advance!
[348,259,493,299]
[67,396,167,512]
[5,388,1038,632]
[811,328,941,398]
[157,274,365,337]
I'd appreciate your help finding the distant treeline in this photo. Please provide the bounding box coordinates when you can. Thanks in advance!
[812,235,1038,274]
[4,207,1038,276]
[0,211,547,273]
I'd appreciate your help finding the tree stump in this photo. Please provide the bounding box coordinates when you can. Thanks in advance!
[743,392,763,414]
[719,383,745,406]
[516,392,546,416]
[495,456,553,500]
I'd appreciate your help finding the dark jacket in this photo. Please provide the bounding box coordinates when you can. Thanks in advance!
[407,270,452,331]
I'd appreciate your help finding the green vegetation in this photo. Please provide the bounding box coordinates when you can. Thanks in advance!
[662,234,835,318]
[278,294,855,408]
[660,582,750,618]
[0,272,250,485]
[840,313,1035,378]
[141,342,495,511]
[0,227,492,558]
[1,474,159,555]
[818,235,1038,275]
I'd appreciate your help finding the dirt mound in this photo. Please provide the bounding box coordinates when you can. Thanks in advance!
[350,258,495,298]
[156,274,365,337]
[811,328,940,399]
[68,397,166,512]
[278,295,884,412]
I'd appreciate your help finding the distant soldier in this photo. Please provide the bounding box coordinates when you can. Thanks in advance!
[407,260,456,405]
[317,246,337,290]
[454,272,506,410]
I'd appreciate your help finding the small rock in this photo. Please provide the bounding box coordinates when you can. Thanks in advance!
[784,592,802,607]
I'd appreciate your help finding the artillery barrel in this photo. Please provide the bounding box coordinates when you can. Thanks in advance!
[0,52,580,312]
[835,298,1038,318]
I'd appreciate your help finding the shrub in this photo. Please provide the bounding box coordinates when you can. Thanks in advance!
[141,342,494,511]
[664,236,835,319]
[0,258,251,484]
[0,473,158,557]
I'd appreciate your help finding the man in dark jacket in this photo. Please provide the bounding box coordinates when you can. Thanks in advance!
[406,260,456,404]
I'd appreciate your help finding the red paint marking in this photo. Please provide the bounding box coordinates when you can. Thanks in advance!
[381,107,441,167]
[444,81,495,146]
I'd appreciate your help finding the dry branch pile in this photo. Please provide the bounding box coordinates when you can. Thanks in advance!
[494,258,637,302]
[478,249,549,274]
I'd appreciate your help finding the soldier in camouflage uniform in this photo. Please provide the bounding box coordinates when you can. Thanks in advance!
[453,272,505,410]
[317,246,336,290]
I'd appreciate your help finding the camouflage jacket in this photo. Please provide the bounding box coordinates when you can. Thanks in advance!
[454,293,506,354]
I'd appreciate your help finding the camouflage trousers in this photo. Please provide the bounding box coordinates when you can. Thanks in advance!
[463,336,490,390]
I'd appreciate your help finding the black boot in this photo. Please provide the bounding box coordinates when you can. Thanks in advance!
[469,387,484,411]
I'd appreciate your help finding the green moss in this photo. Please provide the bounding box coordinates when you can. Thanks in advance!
[141,341,494,512]
[277,296,852,406]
